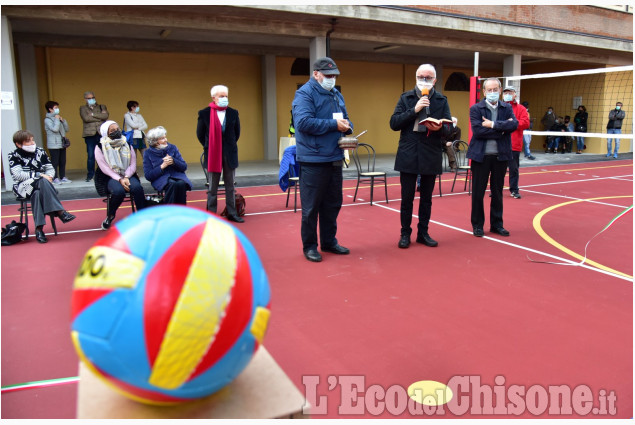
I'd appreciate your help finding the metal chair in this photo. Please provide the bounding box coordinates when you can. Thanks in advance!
[285,162,300,213]
[451,140,471,195]
[352,143,388,205]
[15,196,58,240]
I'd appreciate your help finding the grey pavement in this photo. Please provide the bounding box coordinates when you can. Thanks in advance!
[1,151,631,205]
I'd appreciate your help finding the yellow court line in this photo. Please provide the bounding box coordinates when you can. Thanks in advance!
[533,195,633,279]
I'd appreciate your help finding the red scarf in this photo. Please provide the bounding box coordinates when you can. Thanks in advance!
[207,102,227,173]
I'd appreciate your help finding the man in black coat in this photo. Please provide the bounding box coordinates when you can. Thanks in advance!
[390,64,452,249]
[467,77,518,237]
[196,84,243,222]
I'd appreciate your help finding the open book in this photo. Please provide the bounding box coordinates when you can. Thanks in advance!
[419,117,453,125]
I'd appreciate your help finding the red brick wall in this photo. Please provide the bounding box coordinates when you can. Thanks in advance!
[407,5,633,40]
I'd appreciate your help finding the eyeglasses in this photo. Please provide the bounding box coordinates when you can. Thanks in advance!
[484,88,500,93]
[416,76,435,83]
[85,97,95,100]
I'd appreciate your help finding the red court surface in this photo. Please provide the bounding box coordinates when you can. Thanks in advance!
[1,159,633,419]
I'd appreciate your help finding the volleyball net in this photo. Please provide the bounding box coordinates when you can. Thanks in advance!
[482,66,633,150]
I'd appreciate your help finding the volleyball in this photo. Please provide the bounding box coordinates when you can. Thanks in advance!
[70,205,271,404]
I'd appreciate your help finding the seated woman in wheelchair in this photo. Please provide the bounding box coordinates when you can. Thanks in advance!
[95,120,145,230]
[143,126,192,205]
[8,130,75,243]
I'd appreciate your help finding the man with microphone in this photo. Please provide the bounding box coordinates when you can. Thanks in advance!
[390,64,452,249]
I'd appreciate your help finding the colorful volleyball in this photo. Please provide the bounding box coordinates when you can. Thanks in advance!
[70,205,271,405]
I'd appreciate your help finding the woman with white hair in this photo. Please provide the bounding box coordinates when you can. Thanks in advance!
[143,126,192,205]
[95,120,145,230]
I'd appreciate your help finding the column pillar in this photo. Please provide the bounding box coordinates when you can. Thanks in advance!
[1,16,21,191]
[261,54,278,160]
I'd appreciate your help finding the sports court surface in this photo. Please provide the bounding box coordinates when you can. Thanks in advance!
[1,159,632,418]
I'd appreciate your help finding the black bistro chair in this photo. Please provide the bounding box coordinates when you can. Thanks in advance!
[15,195,58,240]
[451,140,472,195]
[352,143,388,205]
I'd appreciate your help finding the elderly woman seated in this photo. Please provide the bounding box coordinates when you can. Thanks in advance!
[8,130,75,243]
[143,126,192,205]
[95,120,145,230]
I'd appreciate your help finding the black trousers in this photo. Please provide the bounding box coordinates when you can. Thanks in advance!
[164,178,189,205]
[471,155,508,229]
[49,148,66,180]
[400,172,435,237]
[508,150,520,194]
[299,162,343,252]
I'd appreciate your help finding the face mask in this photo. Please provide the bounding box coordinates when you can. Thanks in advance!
[157,142,168,150]
[548,111,552,114]
[22,144,36,153]
[452,122,457,128]
[486,92,499,103]
[109,130,122,140]
[217,97,229,107]
[87,98,96,106]
[320,77,336,91]
[616,106,621,110]
[135,107,140,113]
[416,80,434,92]
[502,94,513,102]
[53,107,60,114]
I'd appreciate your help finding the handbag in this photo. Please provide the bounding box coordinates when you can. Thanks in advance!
[62,136,71,148]
[122,130,134,143]
[220,193,246,217]
[1,220,26,246]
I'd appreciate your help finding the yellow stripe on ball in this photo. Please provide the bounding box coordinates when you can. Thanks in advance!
[74,246,145,290]
[149,218,237,390]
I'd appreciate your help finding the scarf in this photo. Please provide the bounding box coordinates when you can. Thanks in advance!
[101,137,131,177]
[208,102,227,173]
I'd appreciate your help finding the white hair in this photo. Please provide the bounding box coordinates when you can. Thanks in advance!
[416,64,436,78]
[210,85,228,98]
[145,126,167,147]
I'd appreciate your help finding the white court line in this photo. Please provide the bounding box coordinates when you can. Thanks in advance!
[373,202,632,282]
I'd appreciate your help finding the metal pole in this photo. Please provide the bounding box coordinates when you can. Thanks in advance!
[474,52,479,77]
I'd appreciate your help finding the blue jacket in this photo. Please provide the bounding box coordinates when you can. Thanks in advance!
[467,100,518,162]
[143,143,192,192]
[291,78,353,163]
[279,145,300,192]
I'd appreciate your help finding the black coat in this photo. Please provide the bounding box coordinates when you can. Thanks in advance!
[390,88,452,175]
[196,106,241,169]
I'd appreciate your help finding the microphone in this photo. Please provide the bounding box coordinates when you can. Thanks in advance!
[421,87,430,115]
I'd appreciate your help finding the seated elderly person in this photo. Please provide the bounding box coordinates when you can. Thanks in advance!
[143,126,192,205]
[8,130,76,243]
[95,120,145,230]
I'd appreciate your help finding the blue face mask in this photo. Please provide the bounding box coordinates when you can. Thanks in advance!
[87,98,96,106]
[486,92,499,103]
[616,105,621,110]
[53,107,60,114]
[502,94,513,102]
[217,97,229,108]
[135,107,140,113]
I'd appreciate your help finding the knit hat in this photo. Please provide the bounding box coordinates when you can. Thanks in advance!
[100,120,116,138]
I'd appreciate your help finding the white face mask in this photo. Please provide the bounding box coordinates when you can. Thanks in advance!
[416,80,434,92]
[157,142,168,150]
[22,144,36,153]
[503,94,513,102]
[320,77,336,91]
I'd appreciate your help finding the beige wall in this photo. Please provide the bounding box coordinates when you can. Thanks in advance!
[36,47,263,170]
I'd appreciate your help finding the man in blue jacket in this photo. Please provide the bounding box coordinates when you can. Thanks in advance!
[467,78,518,237]
[292,57,353,262]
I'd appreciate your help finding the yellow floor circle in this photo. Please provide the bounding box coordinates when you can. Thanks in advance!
[407,380,453,406]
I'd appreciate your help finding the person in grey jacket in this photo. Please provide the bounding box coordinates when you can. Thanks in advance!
[44,100,71,184]
[124,100,148,158]
[79,91,109,182]
[606,101,626,158]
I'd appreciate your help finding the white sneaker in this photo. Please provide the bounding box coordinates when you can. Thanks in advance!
[61,177,72,183]
[52,178,62,185]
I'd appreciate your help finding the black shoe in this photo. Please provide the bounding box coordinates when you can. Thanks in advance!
[322,244,350,255]
[527,155,536,160]
[58,211,76,223]
[416,234,438,247]
[101,216,115,230]
[398,235,410,249]
[35,229,48,243]
[303,249,322,262]
[85,176,93,182]
[473,227,484,237]
[511,192,521,199]
[490,227,510,236]
[227,215,245,223]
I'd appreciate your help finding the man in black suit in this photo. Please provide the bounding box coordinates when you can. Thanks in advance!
[197,84,244,222]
